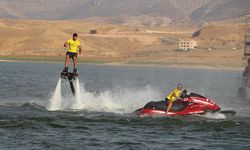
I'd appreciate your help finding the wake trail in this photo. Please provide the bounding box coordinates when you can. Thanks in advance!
[199,112,226,119]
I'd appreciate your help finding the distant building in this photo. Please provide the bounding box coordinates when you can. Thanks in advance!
[90,30,97,34]
[179,39,198,50]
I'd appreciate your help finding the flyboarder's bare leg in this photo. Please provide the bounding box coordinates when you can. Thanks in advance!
[73,56,77,74]
[63,53,69,72]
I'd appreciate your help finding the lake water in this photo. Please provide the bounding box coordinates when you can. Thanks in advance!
[0,62,249,149]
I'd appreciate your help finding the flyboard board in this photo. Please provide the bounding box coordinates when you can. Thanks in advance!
[60,72,78,96]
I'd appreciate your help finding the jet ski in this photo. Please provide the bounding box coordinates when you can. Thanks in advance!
[134,91,235,117]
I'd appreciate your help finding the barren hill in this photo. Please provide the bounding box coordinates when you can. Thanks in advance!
[193,23,244,49]
[0,18,244,67]
[0,19,171,58]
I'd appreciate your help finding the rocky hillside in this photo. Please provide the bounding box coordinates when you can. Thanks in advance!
[0,0,249,24]
[192,23,244,49]
[85,15,172,27]
[190,0,250,21]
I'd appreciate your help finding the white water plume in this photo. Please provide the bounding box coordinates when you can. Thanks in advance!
[47,78,62,111]
[70,83,160,113]
[47,77,161,113]
[73,78,83,109]
[55,80,161,113]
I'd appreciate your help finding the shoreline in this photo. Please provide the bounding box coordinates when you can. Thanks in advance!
[99,61,244,71]
[0,58,244,71]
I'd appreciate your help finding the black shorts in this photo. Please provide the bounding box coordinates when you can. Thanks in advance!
[165,98,169,104]
[66,52,77,59]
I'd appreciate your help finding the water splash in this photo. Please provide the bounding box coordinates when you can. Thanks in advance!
[58,81,161,113]
[47,78,62,111]
[73,78,83,109]
[46,77,161,113]
[202,112,226,119]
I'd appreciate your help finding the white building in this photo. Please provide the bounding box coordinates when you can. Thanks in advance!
[179,39,198,51]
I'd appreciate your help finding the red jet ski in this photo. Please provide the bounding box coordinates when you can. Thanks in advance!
[134,91,235,117]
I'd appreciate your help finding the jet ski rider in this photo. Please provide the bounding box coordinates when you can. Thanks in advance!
[165,84,183,114]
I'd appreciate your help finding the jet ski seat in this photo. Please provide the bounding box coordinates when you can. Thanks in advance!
[189,93,206,99]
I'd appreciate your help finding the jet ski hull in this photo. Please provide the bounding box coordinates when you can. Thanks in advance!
[134,93,224,117]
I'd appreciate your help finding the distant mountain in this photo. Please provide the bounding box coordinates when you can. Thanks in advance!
[190,0,250,21]
[56,0,185,21]
[0,0,249,24]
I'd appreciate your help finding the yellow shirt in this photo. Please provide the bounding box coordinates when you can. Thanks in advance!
[166,89,182,102]
[67,39,81,53]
